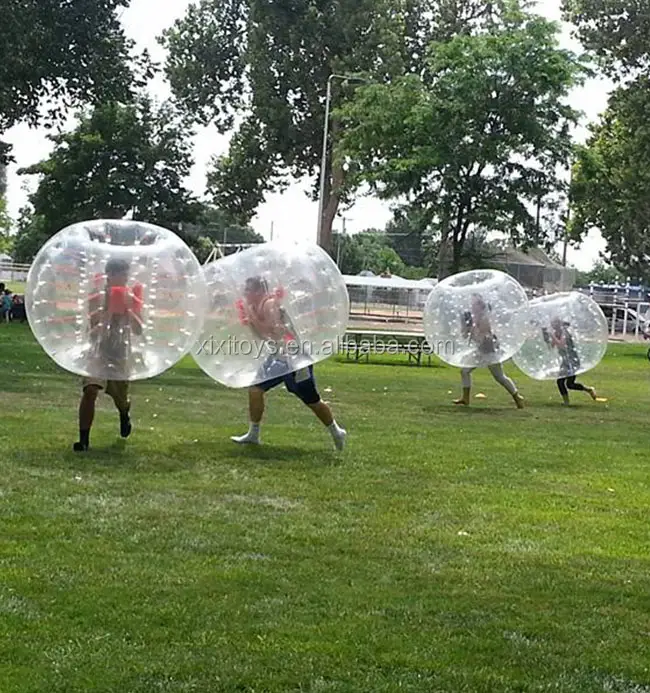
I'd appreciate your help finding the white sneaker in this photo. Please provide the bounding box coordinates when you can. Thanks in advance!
[332,427,346,451]
[230,433,260,445]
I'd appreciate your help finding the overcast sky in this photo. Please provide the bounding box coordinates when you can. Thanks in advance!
[3,0,613,270]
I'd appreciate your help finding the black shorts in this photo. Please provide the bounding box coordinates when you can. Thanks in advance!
[257,364,320,405]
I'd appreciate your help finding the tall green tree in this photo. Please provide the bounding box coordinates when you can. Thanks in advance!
[569,80,650,280]
[561,0,650,75]
[0,0,152,162]
[179,205,264,262]
[337,11,583,277]
[0,199,11,255]
[0,162,10,254]
[160,0,513,252]
[575,261,624,286]
[331,230,406,275]
[13,98,197,262]
[384,207,430,268]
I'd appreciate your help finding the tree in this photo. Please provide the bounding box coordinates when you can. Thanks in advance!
[384,206,430,268]
[561,0,650,76]
[337,10,583,277]
[14,97,198,260]
[0,198,11,255]
[160,0,516,251]
[10,208,48,263]
[179,205,264,262]
[0,0,153,162]
[331,230,406,275]
[575,261,624,286]
[0,162,10,254]
[569,79,650,281]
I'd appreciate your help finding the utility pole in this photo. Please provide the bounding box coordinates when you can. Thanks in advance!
[336,217,347,267]
[316,73,369,248]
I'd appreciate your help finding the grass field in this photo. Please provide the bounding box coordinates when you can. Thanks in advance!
[1,323,650,692]
[1,280,25,292]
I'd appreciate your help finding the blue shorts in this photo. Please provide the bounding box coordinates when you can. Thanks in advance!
[256,363,320,405]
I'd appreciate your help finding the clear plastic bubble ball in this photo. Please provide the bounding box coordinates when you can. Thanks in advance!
[512,291,608,380]
[26,219,207,381]
[193,241,350,388]
[423,269,529,368]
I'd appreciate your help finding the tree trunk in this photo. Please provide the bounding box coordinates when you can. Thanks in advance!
[319,118,344,254]
[436,199,453,279]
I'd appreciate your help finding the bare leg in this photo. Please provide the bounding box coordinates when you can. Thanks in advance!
[308,401,334,426]
[308,400,346,450]
[454,369,472,405]
[231,387,265,444]
[74,385,100,451]
[249,388,265,423]
[105,381,132,438]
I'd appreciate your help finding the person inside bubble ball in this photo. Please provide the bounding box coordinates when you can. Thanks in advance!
[73,258,143,452]
[230,275,346,450]
[546,317,599,406]
[454,293,525,408]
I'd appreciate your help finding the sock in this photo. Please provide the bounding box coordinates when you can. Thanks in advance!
[328,421,346,451]
[73,428,90,451]
[231,422,261,444]
[119,408,132,438]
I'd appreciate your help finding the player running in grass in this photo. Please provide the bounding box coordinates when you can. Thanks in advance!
[73,258,143,451]
[454,293,525,408]
[230,275,346,450]
[544,317,601,406]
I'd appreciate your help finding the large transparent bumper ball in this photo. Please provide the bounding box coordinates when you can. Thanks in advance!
[512,291,608,380]
[26,219,207,381]
[193,241,350,388]
[424,269,529,368]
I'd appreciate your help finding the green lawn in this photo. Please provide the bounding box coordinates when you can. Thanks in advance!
[1,323,649,692]
[1,280,26,293]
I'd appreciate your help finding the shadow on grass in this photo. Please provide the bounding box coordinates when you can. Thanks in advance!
[13,437,202,475]
[59,438,148,468]
[421,403,530,416]
[335,357,445,370]
[168,440,341,469]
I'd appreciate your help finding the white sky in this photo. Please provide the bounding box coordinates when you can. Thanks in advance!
[3,0,612,270]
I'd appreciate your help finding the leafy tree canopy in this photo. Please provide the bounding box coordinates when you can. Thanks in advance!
[574,260,626,286]
[384,207,430,268]
[336,9,584,277]
[0,0,153,162]
[561,0,650,75]
[570,79,650,280]
[13,97,197,262]
[178,204,264,262]
[331,230,406,276]
[160,0,516,249]
[0,197,11,255]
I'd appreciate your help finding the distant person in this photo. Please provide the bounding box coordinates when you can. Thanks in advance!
[74,258,143,451]
[546,317,599,406]
[1,289,12,323]
[231,275,346,450]
[11,293,26,322]
[454,293,524,408]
